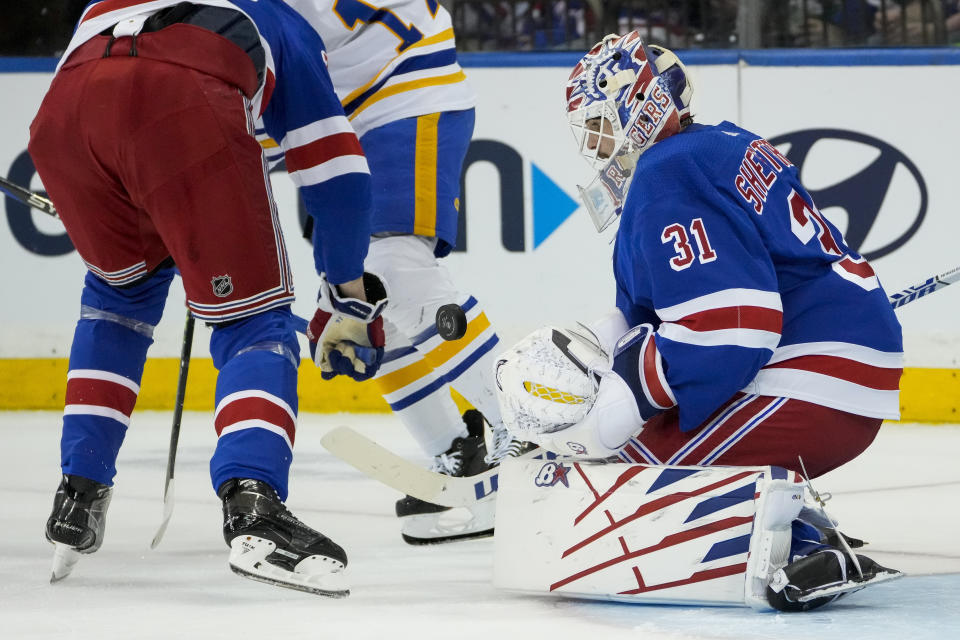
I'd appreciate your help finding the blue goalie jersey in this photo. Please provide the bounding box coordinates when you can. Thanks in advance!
[613,121,903,432]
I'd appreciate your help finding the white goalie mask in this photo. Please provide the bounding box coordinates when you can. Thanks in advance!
[565,32,693,231]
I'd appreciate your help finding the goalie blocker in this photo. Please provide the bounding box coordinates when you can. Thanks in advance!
[493,457,900,611]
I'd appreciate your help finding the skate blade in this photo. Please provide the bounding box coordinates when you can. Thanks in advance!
[401,527,494,545]
[797,569,903,602]
[50,543,82,583]
[399,502,496,545]
[228,536,350,598]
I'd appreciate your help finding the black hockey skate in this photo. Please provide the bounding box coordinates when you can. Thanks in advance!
[46,474,113,583]
[396,410,497,545]
[219,478,349,597]
[766,549,902,612]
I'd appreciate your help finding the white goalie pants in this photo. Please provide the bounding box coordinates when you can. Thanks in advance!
[365,235,503,457]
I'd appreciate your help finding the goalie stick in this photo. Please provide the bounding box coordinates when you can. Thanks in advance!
[320,426,545,508]
[887,265,960,308]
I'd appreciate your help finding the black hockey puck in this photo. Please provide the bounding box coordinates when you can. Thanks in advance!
[436,304,468,341]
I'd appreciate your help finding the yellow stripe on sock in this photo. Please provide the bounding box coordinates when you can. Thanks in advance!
[374,356,435,397]
[422,312,490,370]
[372,312,491,396]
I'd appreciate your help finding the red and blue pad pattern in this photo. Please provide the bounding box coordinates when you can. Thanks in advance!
[494,457,804,609]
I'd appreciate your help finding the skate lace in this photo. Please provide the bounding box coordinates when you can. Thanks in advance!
[430,449,464,476]
[485,424,526,464]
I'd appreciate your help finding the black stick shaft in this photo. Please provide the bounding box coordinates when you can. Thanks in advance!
[165,312,195,484]
[0,175,58,217]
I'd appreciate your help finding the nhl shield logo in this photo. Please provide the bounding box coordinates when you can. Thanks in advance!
[212,275,234,298]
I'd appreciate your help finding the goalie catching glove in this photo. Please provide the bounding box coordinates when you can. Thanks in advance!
[307,272,388,381]
[494,323,673,457]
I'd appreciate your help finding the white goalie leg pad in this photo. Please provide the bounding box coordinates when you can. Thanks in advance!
[494,457,805,608]
[228,536,349,598]
[743,474,805,610]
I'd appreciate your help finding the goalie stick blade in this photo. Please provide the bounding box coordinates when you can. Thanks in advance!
[321,426,449,503]
[228,536,349,598]
[149,478,175,550]
[320,426,541,508]
[50,543,82,583]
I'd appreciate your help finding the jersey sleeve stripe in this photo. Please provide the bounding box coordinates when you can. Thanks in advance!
[280,116,355,150]
[676,306,783,333]
[658,324,781,350]
[656,288,782,321]
[287,155,370,188]
[284,132,364,173]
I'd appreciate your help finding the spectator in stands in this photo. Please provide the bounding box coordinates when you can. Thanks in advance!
[871,0,955,45]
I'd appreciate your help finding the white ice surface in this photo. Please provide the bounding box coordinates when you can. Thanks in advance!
[1,413,958,640]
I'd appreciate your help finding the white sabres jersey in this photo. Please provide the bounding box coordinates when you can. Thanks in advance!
[284,0,476,137]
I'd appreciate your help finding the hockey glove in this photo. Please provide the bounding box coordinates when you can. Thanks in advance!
[494,324,669,458]
[307,273,388,382]
[493,326,613,457]
[608,322,676,422]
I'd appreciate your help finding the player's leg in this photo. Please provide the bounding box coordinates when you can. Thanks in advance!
[29,58,176,575]
[360,110,522,542]
[132,47,347,593]
[365,235,499,543]
[45,269,174,563]
[363,110,511,449]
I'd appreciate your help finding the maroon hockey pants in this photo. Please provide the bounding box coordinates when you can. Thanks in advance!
[621,394,883,478]
[29,25,293,321]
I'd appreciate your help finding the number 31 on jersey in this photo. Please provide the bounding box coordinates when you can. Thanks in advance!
[662,218,717,271]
